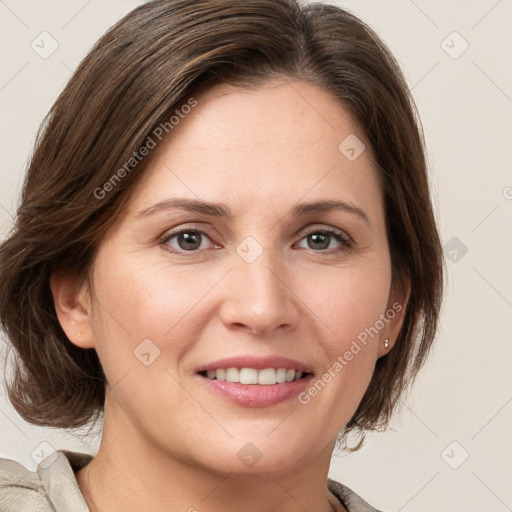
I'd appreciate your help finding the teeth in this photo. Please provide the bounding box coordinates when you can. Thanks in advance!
[257,368,276,385]
[203,367,307,385]
[240,368,258,385]
[276,368,287,383]
[226,367,239,382]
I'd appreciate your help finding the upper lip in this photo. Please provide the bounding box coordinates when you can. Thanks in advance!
[196,355,314,374]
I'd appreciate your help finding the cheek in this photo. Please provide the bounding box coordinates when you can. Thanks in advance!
[295,260,392,350]
[292,261,391,415]
[89,251,222,374]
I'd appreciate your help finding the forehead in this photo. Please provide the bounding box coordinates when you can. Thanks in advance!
[124,79,383,224]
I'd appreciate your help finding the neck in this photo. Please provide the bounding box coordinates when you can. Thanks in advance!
[76,403,345,512]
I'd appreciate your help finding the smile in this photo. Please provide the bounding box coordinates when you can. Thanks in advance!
[195,355,314,407]
[199,367,305,385]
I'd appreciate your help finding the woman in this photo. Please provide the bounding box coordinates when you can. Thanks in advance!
[0,0,443,510]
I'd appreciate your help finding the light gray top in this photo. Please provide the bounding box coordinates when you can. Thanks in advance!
[0,450,382,511]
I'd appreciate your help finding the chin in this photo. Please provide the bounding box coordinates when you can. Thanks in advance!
[183,433,320,477]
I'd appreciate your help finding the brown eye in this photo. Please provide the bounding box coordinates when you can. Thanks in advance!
[296,228,351,252]
[163,229,215,252]
[307,233,331,250]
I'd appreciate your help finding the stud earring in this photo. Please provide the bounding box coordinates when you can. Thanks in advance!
[384,338,390,349]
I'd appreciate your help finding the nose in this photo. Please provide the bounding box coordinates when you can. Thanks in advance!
[218,247,300,336]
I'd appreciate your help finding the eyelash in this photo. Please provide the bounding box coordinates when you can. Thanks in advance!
[159,224,353,255]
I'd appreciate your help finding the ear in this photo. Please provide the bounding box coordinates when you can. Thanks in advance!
[377,273,411,358]
[50,270,95,349]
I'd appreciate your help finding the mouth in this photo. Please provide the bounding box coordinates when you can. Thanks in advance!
[195,356,314,407]
[197,367,309,385]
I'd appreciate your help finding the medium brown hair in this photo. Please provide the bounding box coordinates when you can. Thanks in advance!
[0,0,443,448]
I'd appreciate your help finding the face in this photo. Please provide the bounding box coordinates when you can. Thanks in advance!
[53,79,406,476]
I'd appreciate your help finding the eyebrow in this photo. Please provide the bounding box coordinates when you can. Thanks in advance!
[135,198,370,225]
[135,198,233,220]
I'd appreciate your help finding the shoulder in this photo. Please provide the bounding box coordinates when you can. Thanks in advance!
[328,478,384,512]
[0,455,54,511]
[0,450,90,512]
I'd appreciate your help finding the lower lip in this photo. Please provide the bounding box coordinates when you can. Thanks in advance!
[197,374,314,407]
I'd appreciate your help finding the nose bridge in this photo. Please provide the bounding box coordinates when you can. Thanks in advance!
[221,240,297,335]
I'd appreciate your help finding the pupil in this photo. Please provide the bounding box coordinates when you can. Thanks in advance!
[179,232,201,250]
[309,233,329,250]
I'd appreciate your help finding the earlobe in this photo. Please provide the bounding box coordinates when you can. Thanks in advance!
[378,274,411,357]
[50,271,95,349]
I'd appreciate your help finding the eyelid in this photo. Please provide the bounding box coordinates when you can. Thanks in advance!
[296,225,352,252]
[160,221,354,257]
[158,222,216,247]
[298,223,350,238]
[161,222,351,241]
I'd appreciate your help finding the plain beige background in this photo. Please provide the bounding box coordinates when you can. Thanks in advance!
[1,1,511,511]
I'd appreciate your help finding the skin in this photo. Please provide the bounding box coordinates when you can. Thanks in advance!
[51,78,408,512]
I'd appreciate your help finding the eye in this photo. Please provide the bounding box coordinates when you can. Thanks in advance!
[160,224,352,255]
[295,227,351,252]
[162,228,217,252]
